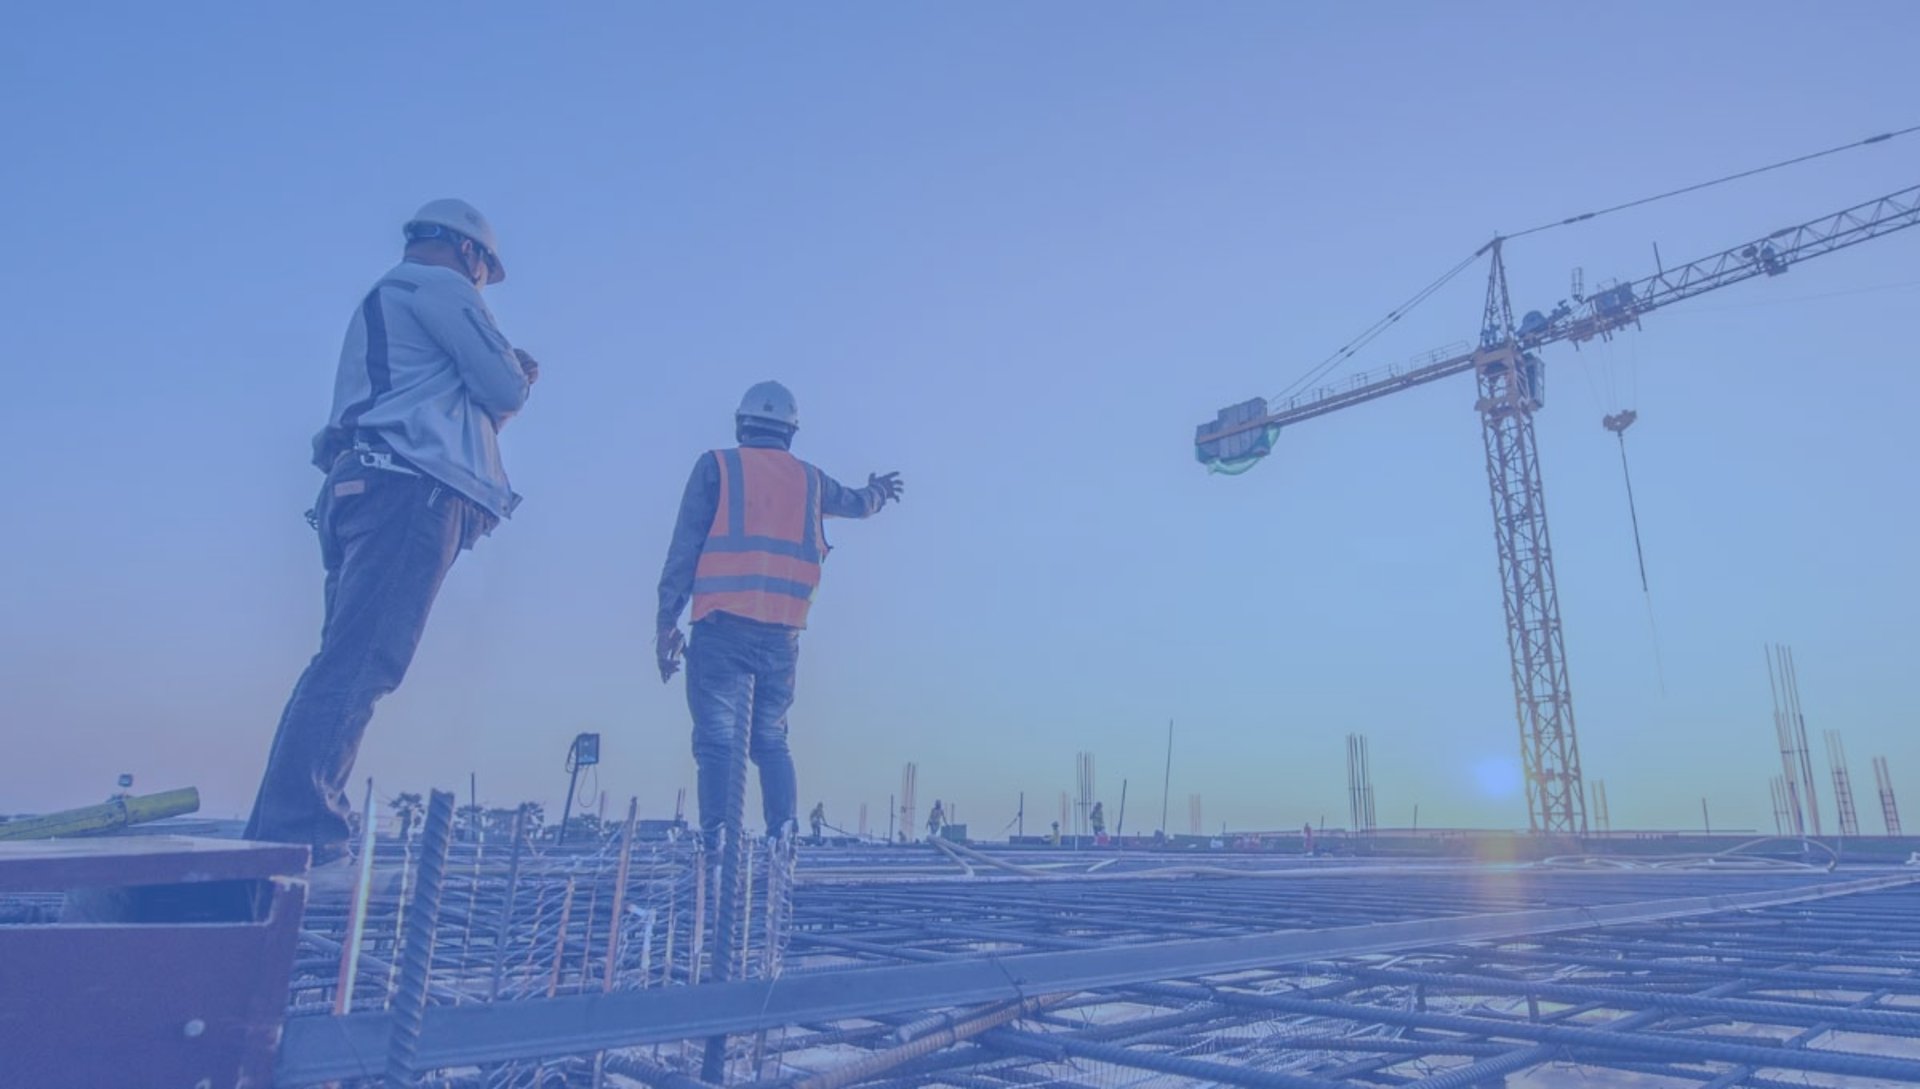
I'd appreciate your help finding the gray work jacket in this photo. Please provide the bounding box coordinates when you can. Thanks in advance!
[313,260,530,518]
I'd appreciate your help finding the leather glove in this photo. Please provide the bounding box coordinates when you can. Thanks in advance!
[868,471,905,504]
[657,626,685,683]
[513,348,541,385]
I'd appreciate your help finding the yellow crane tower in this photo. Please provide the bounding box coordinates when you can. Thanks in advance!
[1197,166,1920,834]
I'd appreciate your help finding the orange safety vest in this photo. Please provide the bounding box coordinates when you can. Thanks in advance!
[691,447,826,629]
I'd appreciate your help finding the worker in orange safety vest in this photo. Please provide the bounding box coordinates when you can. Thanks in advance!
[655,381,903,847]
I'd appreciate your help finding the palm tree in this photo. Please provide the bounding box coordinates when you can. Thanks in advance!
[390,792,424,839]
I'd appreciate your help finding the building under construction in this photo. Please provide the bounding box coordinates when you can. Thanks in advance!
[5,116,1919,1089]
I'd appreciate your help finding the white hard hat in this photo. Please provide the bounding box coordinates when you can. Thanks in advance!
[735,381,800,430]
[404,198,505,284]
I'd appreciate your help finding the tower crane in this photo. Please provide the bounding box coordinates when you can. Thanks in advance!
[1195,181,1920,834]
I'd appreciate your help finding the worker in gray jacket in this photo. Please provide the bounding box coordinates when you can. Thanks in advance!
[246,199,539,868]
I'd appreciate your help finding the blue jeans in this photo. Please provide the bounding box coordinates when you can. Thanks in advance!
[245,455,489,862]
[686,612,800,840]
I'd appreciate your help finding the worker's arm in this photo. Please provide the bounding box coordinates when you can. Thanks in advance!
[817,469,903,519]
[657,453,721,634]
[411,277,532,421]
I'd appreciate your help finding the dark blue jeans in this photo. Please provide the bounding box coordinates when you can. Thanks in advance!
[245,455,489,862]
[686,613,800,841]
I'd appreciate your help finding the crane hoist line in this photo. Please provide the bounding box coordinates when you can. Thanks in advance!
[1194,177,1920,836]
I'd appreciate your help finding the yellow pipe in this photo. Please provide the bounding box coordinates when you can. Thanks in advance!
[0,787,200,841]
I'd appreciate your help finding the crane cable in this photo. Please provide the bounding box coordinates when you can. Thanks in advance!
[1613,427,1650,597]
[1619,427,1671,697]
[1604,406,1668,696]
[1273,249,1480,402]
[1271,124,1918,402]
[1506,124,1920,241]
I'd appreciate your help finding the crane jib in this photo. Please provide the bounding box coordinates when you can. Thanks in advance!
[1193,179,1920,466]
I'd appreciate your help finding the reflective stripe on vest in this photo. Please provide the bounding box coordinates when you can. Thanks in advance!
[691,447,824,629]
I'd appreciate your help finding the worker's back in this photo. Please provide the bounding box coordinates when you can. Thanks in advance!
[692,446,826,630]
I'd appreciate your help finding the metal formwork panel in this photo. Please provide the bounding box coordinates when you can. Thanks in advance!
[0,837,307,1089]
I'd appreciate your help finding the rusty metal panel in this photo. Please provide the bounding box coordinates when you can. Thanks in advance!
[0,837,307,1089]
[0,836,307,892]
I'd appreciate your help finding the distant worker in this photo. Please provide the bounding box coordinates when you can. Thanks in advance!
[927,800,946,841]
[809,802,827,844]
[1303,821,1316,857]
[1048,820,1062,846]
[656,382,903,847]
[247,200,537,869]
[1089,801,1107,840]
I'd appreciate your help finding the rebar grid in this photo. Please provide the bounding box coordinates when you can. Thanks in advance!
[291,828,796,1086]
[288,843,1920,1088]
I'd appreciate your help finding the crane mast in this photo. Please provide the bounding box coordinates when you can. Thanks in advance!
[1475,241,1584,833]
[1196,179,1920,834]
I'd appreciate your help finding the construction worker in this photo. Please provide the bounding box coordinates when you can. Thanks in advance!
[656,382,903,846]
[809,802,827,844]
[246,200,537,869]
[1048,820,1062,846]
[927,800,946,841]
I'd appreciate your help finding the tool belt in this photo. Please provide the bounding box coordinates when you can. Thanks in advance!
[306,430,437,532]
[314,425,424,477]
[349,430,422,477]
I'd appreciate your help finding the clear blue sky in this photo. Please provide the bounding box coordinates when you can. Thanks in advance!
[3,4,1915,835]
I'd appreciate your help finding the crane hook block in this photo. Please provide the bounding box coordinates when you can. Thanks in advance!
[1602,409,1638,434]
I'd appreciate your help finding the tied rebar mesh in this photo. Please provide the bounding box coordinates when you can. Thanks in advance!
[279,830,1920,1089]
[288,798,797,1087]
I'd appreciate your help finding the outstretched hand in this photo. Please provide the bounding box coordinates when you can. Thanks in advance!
[869,471,905,504]
[657,626,685,683]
